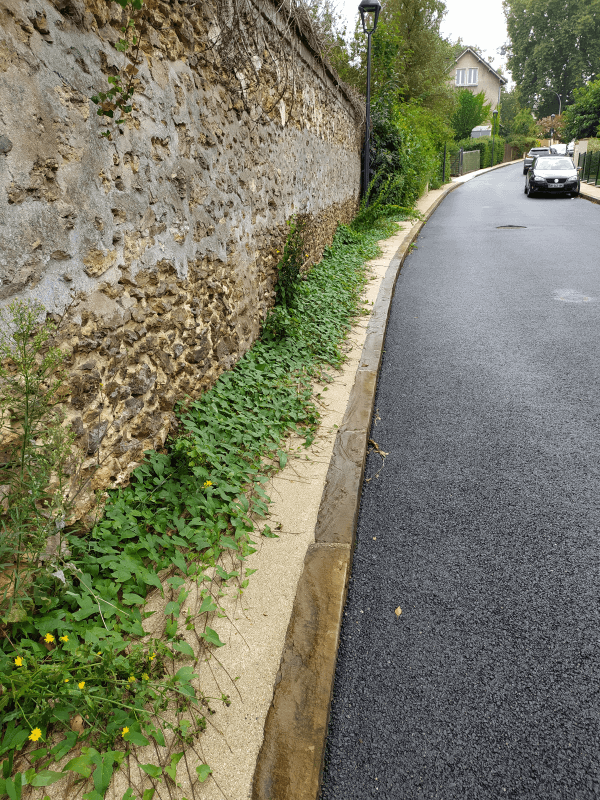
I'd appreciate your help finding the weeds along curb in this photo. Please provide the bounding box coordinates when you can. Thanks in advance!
[0,214,401,799]
[252,162,522,800]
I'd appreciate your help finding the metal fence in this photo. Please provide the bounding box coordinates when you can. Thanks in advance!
[449,148,481,177]
[577,151,600,186]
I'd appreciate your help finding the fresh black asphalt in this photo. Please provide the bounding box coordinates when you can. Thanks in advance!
[320,164,600,799]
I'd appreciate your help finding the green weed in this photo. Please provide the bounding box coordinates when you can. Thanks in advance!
[0,210,408,798]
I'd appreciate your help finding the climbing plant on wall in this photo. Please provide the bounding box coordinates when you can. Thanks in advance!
[91,0,145,138]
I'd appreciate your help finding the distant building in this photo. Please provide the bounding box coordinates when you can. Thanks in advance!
[471,125,492,138]
[450,48,507,111]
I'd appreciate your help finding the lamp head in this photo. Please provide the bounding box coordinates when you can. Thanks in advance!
[358,0,381,34]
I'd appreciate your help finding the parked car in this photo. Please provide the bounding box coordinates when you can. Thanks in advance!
[524,156,580,197]
[523,147,552,174]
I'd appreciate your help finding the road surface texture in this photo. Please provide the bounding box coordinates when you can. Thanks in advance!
[320,164,600,800]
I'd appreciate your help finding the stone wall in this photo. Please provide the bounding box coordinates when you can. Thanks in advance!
[0,0,362,506]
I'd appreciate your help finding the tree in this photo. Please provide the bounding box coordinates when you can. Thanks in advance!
[451,89,491,140]
[536,114,567,141]
[504,0,600,117]
[340,0,455,114]
[497,88,520,137]
[563,79,600,139]
[505,109,538,155]
[512,109,537,136]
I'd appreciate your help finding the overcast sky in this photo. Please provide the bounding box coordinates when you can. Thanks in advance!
[339,0,512,84]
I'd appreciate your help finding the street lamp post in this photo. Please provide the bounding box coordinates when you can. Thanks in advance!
[358,0,381,201]
[553,91,562,117]
[550,113,555,147]
[491,109,498,166]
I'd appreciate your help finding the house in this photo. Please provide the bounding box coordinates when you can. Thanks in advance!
[450,48,507,111]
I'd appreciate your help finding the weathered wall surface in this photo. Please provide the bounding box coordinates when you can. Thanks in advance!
[0,0,361,504]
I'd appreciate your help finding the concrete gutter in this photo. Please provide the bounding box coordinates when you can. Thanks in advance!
[251,159,521,800]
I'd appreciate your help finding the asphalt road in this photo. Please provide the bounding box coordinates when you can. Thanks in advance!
[320,164,600,800]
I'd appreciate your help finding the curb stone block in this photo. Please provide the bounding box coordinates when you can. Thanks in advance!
[252,543,351,800]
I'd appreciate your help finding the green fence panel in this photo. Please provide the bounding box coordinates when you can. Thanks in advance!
[462,149,481,174]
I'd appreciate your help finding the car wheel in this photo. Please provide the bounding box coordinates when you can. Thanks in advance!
[523,168,528,175]
[524,182,528,194]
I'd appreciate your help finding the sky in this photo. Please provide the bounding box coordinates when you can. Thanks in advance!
[339,0,512,84]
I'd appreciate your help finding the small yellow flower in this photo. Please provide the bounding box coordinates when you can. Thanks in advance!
[142,673,149,681]
[44,633,55,644]
[64,679,69,683]
[128,675,136,683]
[97,652,102,656]
[149,652,156,661]
[203,480,212,487]
[59,635,69,643]
[122,726,129,737]
[78,681,85,690]
[28,728,42,742]
[14,657,23,667]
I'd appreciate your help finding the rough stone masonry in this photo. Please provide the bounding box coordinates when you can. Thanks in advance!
[0,0,362,512]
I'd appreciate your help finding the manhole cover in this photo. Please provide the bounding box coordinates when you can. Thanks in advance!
[496,225,527,229]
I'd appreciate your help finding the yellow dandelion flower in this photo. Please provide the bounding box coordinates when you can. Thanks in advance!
[64,679,69,683]
[14,657,23,667]
[149,652,156,661]
[28,728,42,742]
[44,633,55,644]
[122,726,129,737]
[59,635,69,643]
[128,675,136,683]
[203,480,212,487]
[78,681,85,690]
[142,673,149,681]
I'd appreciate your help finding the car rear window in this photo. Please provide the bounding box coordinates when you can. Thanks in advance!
[528,148,550,156]
[533,157,574,170]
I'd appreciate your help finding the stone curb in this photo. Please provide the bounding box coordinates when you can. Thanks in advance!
[579,187,600,205]
[251,161,518,800]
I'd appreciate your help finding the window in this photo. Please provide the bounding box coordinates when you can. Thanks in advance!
[456,67,478,86]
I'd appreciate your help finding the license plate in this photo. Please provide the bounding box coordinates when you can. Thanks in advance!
[548,184,561,188]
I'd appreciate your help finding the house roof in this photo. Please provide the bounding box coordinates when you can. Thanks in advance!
[454,47,508,85]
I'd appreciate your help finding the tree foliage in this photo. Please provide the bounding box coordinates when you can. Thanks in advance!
[504,0,600,117]
[451,89,491,140]
[536,113,566,140]
[336,0,454,114]
[563,80,600,139]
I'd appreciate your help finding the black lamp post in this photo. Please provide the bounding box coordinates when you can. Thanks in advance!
[491,109,498,166]
[358,0,381,200]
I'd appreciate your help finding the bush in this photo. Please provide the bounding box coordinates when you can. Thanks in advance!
[368,101,451,205]
[587,138,600,153]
